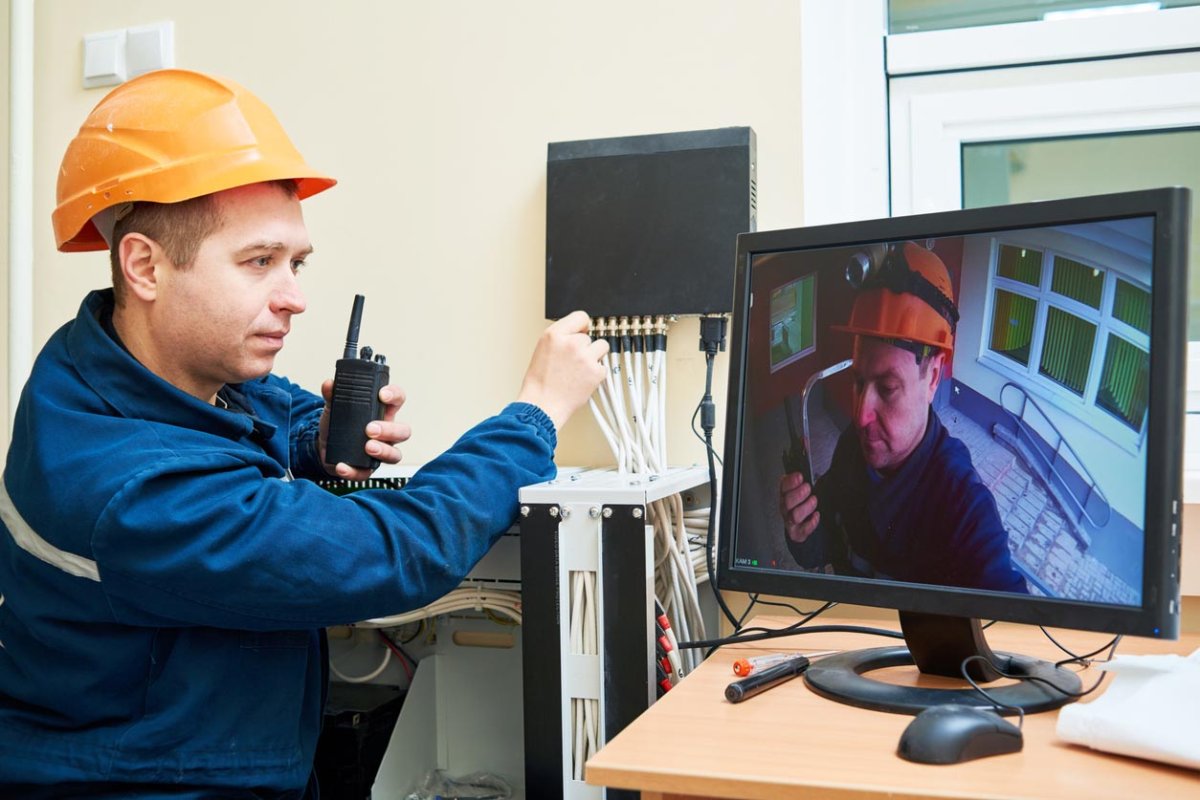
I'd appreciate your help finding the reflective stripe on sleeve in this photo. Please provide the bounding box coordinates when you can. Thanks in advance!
[0,476,100,581]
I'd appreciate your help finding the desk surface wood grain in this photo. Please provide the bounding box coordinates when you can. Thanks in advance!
[585,615,1200,800]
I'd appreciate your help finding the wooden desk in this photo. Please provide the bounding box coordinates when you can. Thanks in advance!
[585,615,1200,800]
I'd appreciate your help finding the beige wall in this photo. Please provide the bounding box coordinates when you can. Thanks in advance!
[31,0,806,468]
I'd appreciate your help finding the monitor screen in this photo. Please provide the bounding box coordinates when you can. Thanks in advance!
[717,188,1188,711]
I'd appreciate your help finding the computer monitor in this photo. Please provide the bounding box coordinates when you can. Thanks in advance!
[717,188,1189,714]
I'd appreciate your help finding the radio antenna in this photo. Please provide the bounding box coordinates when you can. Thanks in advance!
[343,294,365,359]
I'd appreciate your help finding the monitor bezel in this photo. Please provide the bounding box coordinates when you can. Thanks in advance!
[716,188,1188,639]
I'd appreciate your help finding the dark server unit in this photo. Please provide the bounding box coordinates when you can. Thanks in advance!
[546,127,756,319]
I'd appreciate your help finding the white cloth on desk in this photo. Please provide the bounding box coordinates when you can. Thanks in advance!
[1056,647,1200,770]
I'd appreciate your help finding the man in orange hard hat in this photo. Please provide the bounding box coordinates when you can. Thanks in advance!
[778,242,1028,593]
[0,69,608,798]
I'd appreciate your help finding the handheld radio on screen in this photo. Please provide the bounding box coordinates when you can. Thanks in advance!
[326,294,389,470]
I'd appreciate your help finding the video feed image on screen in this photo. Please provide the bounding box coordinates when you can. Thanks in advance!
[738,217,1152,606]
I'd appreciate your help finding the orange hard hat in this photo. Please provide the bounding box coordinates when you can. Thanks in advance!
[53,69,336,252]
[833,242,958,352]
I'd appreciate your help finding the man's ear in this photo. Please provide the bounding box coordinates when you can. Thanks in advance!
[118,233,165,302]
[924,350,946,402]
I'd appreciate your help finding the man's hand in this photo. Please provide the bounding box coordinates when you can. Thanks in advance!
[318,381,412,479]
[779,472,820,543]
[516,311,609,432]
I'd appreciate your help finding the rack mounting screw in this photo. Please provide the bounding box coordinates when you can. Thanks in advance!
[549,506,560,518]
[632,507,644,519]
[589,506,601,519]
[601,507,613,518]
[519,505,530,517]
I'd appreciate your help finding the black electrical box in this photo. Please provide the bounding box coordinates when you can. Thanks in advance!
[314,683,407,799]
[545,127,756,319]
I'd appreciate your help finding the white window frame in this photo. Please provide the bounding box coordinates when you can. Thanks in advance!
[980,237,1151,453]
[887,5,1200,75]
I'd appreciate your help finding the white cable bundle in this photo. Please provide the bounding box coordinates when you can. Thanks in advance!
[588,315,709,675]
[356,585,522,629]
[568,570,600,780]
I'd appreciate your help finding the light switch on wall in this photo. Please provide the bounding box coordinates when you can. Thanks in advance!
[83,29,126,89]
[82,21,174,89]
[127,22,175,78]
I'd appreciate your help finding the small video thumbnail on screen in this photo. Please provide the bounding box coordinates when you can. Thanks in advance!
[737,217,1153,606]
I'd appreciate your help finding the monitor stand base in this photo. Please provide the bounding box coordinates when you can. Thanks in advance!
[803,612,1083,715]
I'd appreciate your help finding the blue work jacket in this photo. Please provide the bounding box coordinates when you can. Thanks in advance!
[788,408,1028,593]
[0,290,557,797]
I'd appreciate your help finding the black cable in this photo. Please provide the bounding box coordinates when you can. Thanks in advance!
[727,601,836,639]
[736,594,760,629]
[1039,627,1123,668]
[961,641,1122,703]
[691,398,722,467]
[960,655,1027,730]
[748,596,833,618]
[698,348,741,631]
[685,624,904,654]
[680,605,904,652]
[397,620,424,645]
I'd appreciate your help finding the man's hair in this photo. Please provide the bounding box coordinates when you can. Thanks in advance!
[917,349,941,378]
[108,179,298,305]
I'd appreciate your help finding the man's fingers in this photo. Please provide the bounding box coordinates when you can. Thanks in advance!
[551,310,591,334]
[785,493,818,527]
[779,471,810,493]
[365,420,412,445]
[378,384,406,409]
[365,440,402,465]
[781,480,813,514]
[787,511,821,543]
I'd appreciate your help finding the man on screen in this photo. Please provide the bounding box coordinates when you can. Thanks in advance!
[778,242,1028,593]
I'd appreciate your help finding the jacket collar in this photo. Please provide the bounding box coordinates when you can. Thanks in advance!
[67,289,278,442]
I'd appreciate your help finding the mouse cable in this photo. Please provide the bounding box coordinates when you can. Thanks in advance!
[960,654,1027,730]
[959,636,1126,726]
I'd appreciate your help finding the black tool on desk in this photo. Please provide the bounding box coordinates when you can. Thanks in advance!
[326,294,390,470]
[725,654,811,703]
[897,705,1023,764]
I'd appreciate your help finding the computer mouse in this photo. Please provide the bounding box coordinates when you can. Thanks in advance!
[897,704,1023,764]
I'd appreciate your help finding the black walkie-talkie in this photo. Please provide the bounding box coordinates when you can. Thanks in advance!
[326,294,389,470]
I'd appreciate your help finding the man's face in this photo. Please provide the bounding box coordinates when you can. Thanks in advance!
[850,336,942,473]
[150,183,311,400]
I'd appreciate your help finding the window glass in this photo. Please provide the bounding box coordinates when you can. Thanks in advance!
[1113,279,1152,334]
[990,289,1037,365]
[1052,256,1104,309]
[1097,334,1151,430]
[997,244,1043,286]
[888,0,1200,34]
[1040,306,1097,395]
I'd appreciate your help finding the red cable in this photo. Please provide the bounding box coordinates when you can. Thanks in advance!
[376,630,415,682]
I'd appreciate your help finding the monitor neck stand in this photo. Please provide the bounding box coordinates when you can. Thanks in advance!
[802,611,1083,715]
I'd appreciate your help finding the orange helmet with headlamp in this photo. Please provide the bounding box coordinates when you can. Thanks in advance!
[53,69,335,253]
[833,241,958,354]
